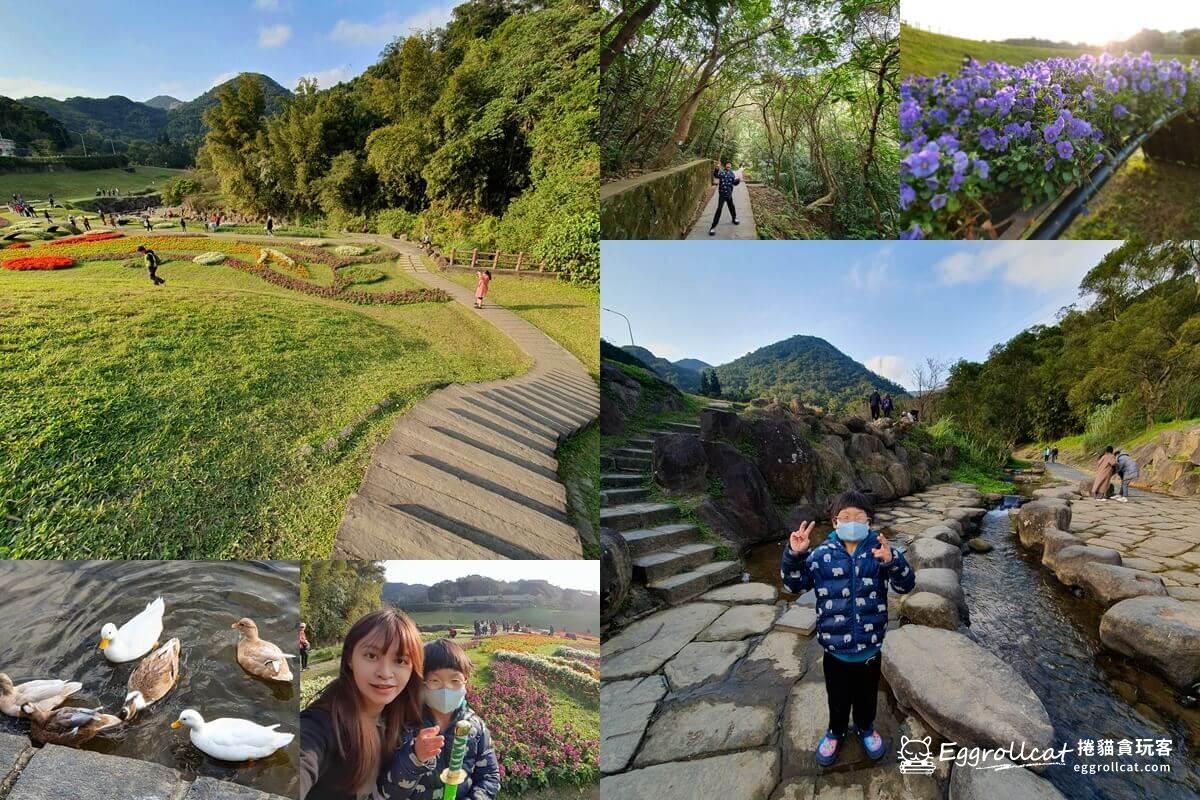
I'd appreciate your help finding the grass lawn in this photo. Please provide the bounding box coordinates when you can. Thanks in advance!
[0,239,529,559]
[0,165,186,203]
[901,24,1191,77]
[1063,150,1200,240]
[441,268,599,380]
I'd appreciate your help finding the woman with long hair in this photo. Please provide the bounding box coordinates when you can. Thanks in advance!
[300,608,440,799]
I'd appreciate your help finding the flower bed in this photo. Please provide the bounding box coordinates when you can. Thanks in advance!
[193,251,227,265]
[477,634,565,655]
[332,244,366,256]
[552,646,599,664]
[492,650,599,704]
[900,52,1200,238]
[467,661,598,793]
[47,231,123,246]
[5,241,30,249]
[2,255,77,271]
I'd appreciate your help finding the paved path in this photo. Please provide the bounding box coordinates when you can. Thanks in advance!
[1042,461,1200,595]
[332,237,599,560]
[0,732,291,800]
[685,177,757,240]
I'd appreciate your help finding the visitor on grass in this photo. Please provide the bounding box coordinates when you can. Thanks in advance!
[143,216,152,232]
[42,210,50,223]
[1092,445,1118,500]
[180,216,186,232]
[475,269,491,309]
[1115,450,1139,502]
[266,214,275,236]
[780,489,915,768]
[82,215,91,232]
[137,245,165,286]
[708,159,740,235]
[299,622,310,671]
[299,609,426,800]
[869,390,881,420]
[378,638,501,800]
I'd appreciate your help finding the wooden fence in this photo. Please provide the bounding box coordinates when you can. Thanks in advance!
[445,247,554,277]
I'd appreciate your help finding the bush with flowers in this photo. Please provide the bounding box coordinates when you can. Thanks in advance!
[5,241,30,249]
[467,660,598,794]
[2,255,77,270]
[476,634,564,655]
[900,52,1200,239]
[552,646,599,664]
[491,650,599,705]
[47,231,123,246]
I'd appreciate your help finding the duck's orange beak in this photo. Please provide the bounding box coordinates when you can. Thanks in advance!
[99,638,110,651]
[170,719,182,729]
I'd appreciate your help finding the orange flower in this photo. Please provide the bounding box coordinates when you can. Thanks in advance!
[2,255,77,271]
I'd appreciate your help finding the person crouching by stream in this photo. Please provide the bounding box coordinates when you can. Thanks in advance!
[300,608,430,800]
[708,159,740,235]
[1092,445,1118,501]
[781,490,916,767]
[1114,450,1140,502]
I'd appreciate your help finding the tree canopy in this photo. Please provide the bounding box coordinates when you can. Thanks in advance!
[299,560,386,647]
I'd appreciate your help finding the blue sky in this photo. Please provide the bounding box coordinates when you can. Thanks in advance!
[0,0,459,102]
[601,240,1121,391]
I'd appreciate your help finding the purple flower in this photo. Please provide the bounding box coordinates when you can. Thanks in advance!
[903,148,940,178]
[974,159,989,179]
[1068,118,1092,138]
[1045,157,1055,172]
[1042,122,1061,143]
[1113,103,1128,119]
[931,194,948,210]
[978,127,998,149]
[899,223,924,240]
[899,183,916,210]
[1056,140,1074,159]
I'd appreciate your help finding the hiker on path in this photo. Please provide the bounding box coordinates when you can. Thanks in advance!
[1091,445,1118,500]
[708,159,741,235]
[180,216,186,232]
[143,216,152,232]
[475,269,491,309]
[869,390,881,420]
[266,215,274,236]
[137,245,165,286]
[881,394,894,418]
[298,622,310,671]
[1051,447,1059,463]
[1043,447,1051,463]
[47,193,54,208]
[1115,451,1140,502]
[781,490,916,768]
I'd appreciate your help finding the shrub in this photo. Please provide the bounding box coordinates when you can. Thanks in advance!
[2,255,77,271]
[491,650,599,705]
[193,251,227,265]
[552,646,599,663]
[331,245,366,257]
[374,208,418,237]
[340,265,385,285]
[532,210,599,285]
[301,674,334,709]
[1080,397,1142,454]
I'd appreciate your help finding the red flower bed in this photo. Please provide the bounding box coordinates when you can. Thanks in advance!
[2,255,77,271]
[48,231,124,246]
[6,242,30,249]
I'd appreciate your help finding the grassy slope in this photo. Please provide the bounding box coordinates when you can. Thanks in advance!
[1062,151,1200,240]
[0,249,528,559]
[0,166,186,202]
[900,24,1188,77]
[1019,417,1200,467]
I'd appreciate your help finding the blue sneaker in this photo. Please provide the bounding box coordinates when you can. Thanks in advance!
[856,726,886,761]
[816,730,842,767]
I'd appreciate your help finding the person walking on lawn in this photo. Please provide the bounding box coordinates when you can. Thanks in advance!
[708,159,740,235]
[137,245,165,286]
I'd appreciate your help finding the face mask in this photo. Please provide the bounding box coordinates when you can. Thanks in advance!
[835,521,870,542]
[425,686,466,714]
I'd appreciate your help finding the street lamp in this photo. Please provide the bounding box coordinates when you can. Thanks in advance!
[602,307,635,346]
[68,129,87,156]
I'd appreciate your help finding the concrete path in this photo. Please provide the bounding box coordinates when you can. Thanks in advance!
[685,178,757,240]
[332,236,599,560]
[0,732,291,800]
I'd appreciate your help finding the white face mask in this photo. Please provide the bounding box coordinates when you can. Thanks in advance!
[835,521,870,542]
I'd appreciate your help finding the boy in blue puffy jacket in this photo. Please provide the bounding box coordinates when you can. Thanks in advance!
[780,490,916,767]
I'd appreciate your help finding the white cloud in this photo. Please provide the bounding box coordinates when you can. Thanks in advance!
[254,0,279,9]
[644,341,682,360]
[295,66,356,90]
[329,4,456,47]
[0,76,92,100]
[933,241,1121,292]
[259,24,292,48]
[865,355,910,388]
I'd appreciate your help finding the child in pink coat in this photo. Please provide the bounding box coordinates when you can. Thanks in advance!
[475,269,492,309]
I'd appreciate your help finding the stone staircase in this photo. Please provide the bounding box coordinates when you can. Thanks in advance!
[601,421,742,604]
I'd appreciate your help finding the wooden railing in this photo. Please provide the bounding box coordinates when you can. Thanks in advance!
[445,247,546,275]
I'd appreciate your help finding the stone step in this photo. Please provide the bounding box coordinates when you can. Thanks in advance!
[663,422,702,433]
[613,455,652,472]
[601,486,651,507]
[601,472,644,489]
[634,542,718,583]
[335,493,509,559]
[600,501,678,532]
[623,523,702,557]
[600,455,617,471]
[612,447,652,459]
[648,560,743,605]
[627,438,654,449]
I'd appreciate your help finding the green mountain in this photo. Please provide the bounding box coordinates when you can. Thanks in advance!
[144,95,183,111]
[714,334,908,412]
[19,95,169,142]
[0,96,71,152]
[674,358,713,372]
[621,345,703,391]
[165,73,292,145]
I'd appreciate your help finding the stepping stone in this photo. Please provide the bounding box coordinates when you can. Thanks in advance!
[600,501,677,532]
[1099,596,1200,690]
[702,582,778,604]
[622,523,700,556]
[664,640,748,690]
[775,604,817,635]
[602,602,725,680]
[634,543,718,583]
[1134,536,1194,557]
[601,472,643,489]
[648,560,742,604]
[949,757,1066,799]
[740,630,807,681]
[600,675,666,774]
[634,699,775,766]
[600,749,779,800]
[697,604,778,641]
[601,486,651,506]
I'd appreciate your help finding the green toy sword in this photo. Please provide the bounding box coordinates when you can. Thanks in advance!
[440,719,472,800]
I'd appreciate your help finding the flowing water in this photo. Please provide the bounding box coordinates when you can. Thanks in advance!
[745,501,1200,799]
[0,560,300,797]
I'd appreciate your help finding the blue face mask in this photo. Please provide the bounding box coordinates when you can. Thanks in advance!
[425,686,466,714]
[835,521,870,542]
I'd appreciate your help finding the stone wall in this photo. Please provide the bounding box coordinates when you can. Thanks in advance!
[600,160,712,239]
[0,732,293,800]
[1124,424,1200,496]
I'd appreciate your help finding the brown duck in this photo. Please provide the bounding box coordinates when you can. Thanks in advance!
[232,618,294,682]
[0,673,82,718]
[122,638,181,720]
[22,703,122,746]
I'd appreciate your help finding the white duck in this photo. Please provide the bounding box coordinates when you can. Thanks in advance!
[100,597,165,663]
[0,673,83,718]
[171,709,294,762]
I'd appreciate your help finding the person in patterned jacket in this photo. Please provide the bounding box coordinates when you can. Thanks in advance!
[780,490,916,768]
[708,159,740,235]
[378,638,500,800]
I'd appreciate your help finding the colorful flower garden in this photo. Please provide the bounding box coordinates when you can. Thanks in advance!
[899,52,1200,238]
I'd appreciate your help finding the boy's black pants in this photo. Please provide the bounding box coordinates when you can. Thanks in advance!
[824,651,881,737]
[300,646,309,669]
[149,266,165,285]
[711,194,737,227]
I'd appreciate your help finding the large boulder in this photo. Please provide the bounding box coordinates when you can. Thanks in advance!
[860,471,898,503]
[1051,544,1121,587]
[845,416,868,433]
[886,462,914,496]
[653,433,708,495]
[697,441,782,545]
[1040,528,1083,570]
[1077,564,1167,607]
[744,415,818,504]
[882,626,1055,756]
[915,524,962,548]
[1099,597,1200,689]
[813,435,857,502]
[601,528,632,623]
[700,407,741,442]
[949,758,1067,800]
[914,568,969,620]
[1014,501,1072,549]
[907,537,963,574]
[847,432,885,461]
[600,360,684,435]
[899,592,959,630]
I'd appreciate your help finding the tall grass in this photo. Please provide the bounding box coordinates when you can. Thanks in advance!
[1080,398,1142,455]
[925,415,1009,467]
